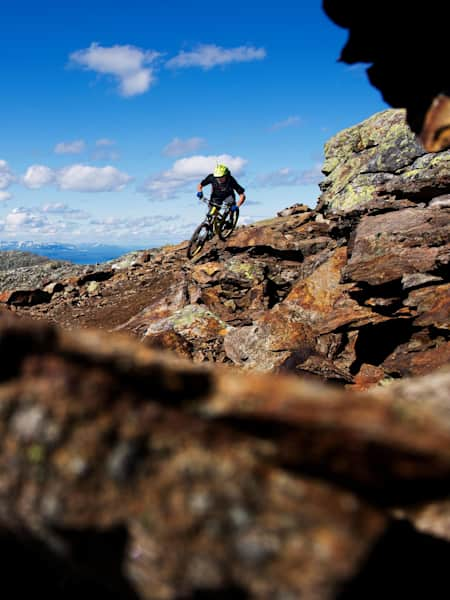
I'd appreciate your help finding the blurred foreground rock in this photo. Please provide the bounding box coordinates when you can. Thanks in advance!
[2,312,450,598]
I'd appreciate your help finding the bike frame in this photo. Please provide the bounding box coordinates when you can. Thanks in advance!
[203,200,222,232]
[187,197,239,258]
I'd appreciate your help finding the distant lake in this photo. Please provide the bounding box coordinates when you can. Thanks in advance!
[0,243,149,265]
[40,246,147,265]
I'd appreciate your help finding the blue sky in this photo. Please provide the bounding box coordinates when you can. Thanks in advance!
[0,0,388,247]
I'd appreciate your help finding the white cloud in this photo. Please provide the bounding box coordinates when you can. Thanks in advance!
[0,202,196,243]
[40,202,90,219]
[0,160,15,190]
[166,44,266,70]
[256,164,323,187]
[92,149,120,161]
[143,154,247,199]
[58,164,132,192]
[2,204,92,238]
[23,165,55,189]
[70,43,160,97]
[87,213,195,241]
[54,139,86,154]
[120,70,152,96]
[168,155,246,179]
[270,116,302,131]
[96,138,115,147]
[90,214,177,229]
[22,163,132,192]
[163,137,206,157]
[93,139,118,160]
[40,202,68,213]
[4,208,46,231]
[0,191,12,202]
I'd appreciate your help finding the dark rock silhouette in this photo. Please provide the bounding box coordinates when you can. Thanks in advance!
[322,0,450,152]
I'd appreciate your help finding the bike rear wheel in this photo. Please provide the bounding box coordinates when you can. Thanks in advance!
[187,222,210,258]
[216,206,239,240]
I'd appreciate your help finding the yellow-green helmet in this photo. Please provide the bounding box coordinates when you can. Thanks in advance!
[214,164,229,177]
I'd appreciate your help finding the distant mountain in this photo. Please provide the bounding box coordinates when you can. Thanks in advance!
[0,250,63,272]
[0,241,145,264]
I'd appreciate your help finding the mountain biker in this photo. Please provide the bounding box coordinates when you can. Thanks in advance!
[196,164,246,211]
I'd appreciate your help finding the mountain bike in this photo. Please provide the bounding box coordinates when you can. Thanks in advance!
[187,198,240,259]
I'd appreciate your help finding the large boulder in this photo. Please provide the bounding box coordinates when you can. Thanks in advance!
[319,109,450,213]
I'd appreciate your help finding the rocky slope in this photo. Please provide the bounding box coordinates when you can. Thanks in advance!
[0,248,136,294]
[0,250,56,270]
[1,108,450,598]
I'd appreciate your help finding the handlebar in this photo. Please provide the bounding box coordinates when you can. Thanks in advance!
[197,196,238,211]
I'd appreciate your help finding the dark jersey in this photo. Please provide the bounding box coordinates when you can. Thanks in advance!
[200,173,245,201]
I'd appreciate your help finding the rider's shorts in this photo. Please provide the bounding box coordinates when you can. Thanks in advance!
[210,195,235,207]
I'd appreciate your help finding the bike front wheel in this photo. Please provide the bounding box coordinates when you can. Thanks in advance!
[187,222,210,258]
[216,206,239,240]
